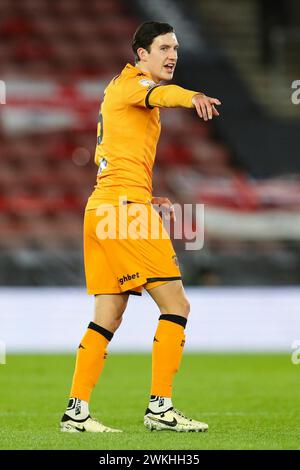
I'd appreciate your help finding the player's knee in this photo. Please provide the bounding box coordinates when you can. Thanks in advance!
[160,295,190,317]
[181,296,190,318]
[111,316,123,332]
[93,294,128,333]
[92,314,123,334]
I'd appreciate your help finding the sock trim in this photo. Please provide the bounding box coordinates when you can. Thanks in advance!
[159,314,187,329]
[88,322,113,341]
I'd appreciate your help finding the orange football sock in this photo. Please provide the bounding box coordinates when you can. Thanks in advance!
[151,314,187,398]
[70,322,113,402]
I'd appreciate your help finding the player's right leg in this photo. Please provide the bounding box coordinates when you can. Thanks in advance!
[60,293,128,433]
[144,280,208,432]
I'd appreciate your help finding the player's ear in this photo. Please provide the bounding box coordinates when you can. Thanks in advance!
[137,47,148,62]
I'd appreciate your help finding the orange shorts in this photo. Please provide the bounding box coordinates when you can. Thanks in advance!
[84,203,181,295]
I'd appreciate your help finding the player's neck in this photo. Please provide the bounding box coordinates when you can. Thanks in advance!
[135,63,159,83]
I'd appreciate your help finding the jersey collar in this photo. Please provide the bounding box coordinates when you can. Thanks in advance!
[125,63,153,80]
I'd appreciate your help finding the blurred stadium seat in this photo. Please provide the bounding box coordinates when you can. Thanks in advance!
[0,0,299,286]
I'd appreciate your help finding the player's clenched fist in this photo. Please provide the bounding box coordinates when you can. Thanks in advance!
[192,94,221,121]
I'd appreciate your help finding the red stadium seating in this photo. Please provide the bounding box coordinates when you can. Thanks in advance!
[1,0,298,252]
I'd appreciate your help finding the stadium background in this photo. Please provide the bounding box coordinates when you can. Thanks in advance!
[0,0,300,450]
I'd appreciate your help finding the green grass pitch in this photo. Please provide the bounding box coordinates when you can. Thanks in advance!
[0,353,299,450]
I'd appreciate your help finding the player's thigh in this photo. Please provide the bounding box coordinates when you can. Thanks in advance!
[146,280,190,318]
[94,293,129,332]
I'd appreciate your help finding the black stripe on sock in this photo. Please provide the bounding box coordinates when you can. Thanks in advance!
[88,322,113,341]
[159,314,187,329]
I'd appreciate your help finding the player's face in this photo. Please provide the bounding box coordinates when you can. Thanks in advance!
[144,33,179,82]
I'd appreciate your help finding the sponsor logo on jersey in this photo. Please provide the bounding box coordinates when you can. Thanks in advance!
[139,79,156,90]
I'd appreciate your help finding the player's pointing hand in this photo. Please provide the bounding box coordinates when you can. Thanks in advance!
[192,94,221,121]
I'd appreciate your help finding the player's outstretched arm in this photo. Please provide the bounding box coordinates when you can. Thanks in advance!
[147,84,221,120]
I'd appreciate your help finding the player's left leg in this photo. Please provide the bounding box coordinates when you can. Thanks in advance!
[60,293,129,433]
[144,280,208,432]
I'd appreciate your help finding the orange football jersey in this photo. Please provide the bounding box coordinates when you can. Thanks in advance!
[86,63,198,208]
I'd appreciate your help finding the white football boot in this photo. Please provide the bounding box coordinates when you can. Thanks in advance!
[144,407,208,432]
[60,398,122,433]
[60,414,122,433]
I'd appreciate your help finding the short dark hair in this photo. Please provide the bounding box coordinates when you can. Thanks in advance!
[132,21,174,63]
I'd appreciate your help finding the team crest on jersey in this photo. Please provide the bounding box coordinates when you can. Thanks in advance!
[139,79,156,90]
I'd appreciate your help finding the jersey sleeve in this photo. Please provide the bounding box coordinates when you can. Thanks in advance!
[147,84,200,109]
[123,76,160,107]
